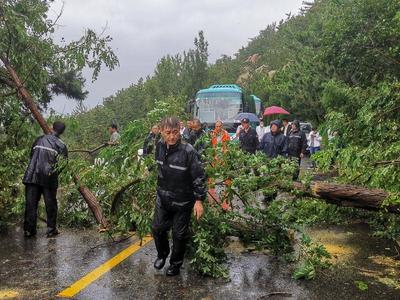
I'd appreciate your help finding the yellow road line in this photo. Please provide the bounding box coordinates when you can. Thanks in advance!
[57,236,153,298]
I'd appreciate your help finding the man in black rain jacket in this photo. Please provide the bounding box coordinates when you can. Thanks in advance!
[287,120,307,180]
[260,119,288,158]
[143,124,160,157]
[187,118,206,156]
[152,117,207,276]
[23,121,68,237]
[238,117,259,154]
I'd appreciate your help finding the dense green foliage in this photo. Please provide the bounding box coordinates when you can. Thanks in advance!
[0,0,118,228]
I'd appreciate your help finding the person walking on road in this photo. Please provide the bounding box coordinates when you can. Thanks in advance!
[260,119,288,158]
[287,120,307,180]
[23,121,68,238]
[152,117,207,276]
[238,118,259,154]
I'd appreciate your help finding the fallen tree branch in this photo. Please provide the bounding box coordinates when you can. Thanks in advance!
[89,233,135,251]
[0,55,107,229]
[374,159,400,166]
[292,181,399,213]
[69,143,109,155]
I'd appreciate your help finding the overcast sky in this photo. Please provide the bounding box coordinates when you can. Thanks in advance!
[49,0,305,114]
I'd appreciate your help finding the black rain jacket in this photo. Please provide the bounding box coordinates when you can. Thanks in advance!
[260,131,288,158]
[155,139,207,208]
[23,134,68,189]
[239,127,259,154]
[287,129,307,158]
[143,132,160,157]
[187,129,206,156]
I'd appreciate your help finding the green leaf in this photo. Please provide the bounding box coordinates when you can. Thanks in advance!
[354,280,368,291]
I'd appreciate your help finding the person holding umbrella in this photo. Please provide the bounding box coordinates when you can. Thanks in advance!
[263,106,290,116]
[263,106,290,134]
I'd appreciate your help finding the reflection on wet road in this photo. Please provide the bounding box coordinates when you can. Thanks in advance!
[0,224,399,299]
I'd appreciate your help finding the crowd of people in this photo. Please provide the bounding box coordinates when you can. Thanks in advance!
[143,117,322,169]
[142,116,325,275]
[142,116,323,186]
[21,115,322,277]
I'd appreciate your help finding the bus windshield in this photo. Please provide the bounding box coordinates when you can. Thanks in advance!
[196,92,242,123]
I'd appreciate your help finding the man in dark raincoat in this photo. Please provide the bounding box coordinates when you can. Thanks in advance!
[287,120,307,180]
[187,118,206,156]
[152,116,207,276]
[260,119,288,158]
[23,121,68,237]
[238,117,259,154]
[143,124,160,157]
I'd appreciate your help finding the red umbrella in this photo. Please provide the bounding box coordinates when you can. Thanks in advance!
[263,106,290,116]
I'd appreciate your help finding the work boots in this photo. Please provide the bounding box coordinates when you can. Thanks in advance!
[24,230,36,238]
[166,264,180,276]
[153,257,167,270]
[46,228,59,238]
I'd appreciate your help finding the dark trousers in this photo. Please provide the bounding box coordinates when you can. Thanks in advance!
[24,184,58,234]
[151,196,192,268]
[291,156,301,180]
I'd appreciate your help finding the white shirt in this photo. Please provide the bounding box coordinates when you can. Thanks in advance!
[283,125,290,136]
[256,125,267,141]
[232,125,243,140]
[308,130,322,147]
[110,131,120,143]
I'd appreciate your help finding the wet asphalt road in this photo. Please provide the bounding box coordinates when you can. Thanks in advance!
[1,223,400,300]
[0,227,308,299]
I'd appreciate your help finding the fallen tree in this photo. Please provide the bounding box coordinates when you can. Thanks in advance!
[48,113,398,279]
[0,1,120,228]
[292,181,399,213]
[0,56,108,228]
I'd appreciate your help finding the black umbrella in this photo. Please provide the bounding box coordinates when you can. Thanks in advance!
[234,113,260,123]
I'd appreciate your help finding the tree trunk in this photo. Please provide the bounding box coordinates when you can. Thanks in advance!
[292,181,398,213]
[1,56,108,229]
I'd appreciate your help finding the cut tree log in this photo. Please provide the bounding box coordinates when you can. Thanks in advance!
[1,55,107,229]
[292,181,399,213]
[374,159,400,166]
